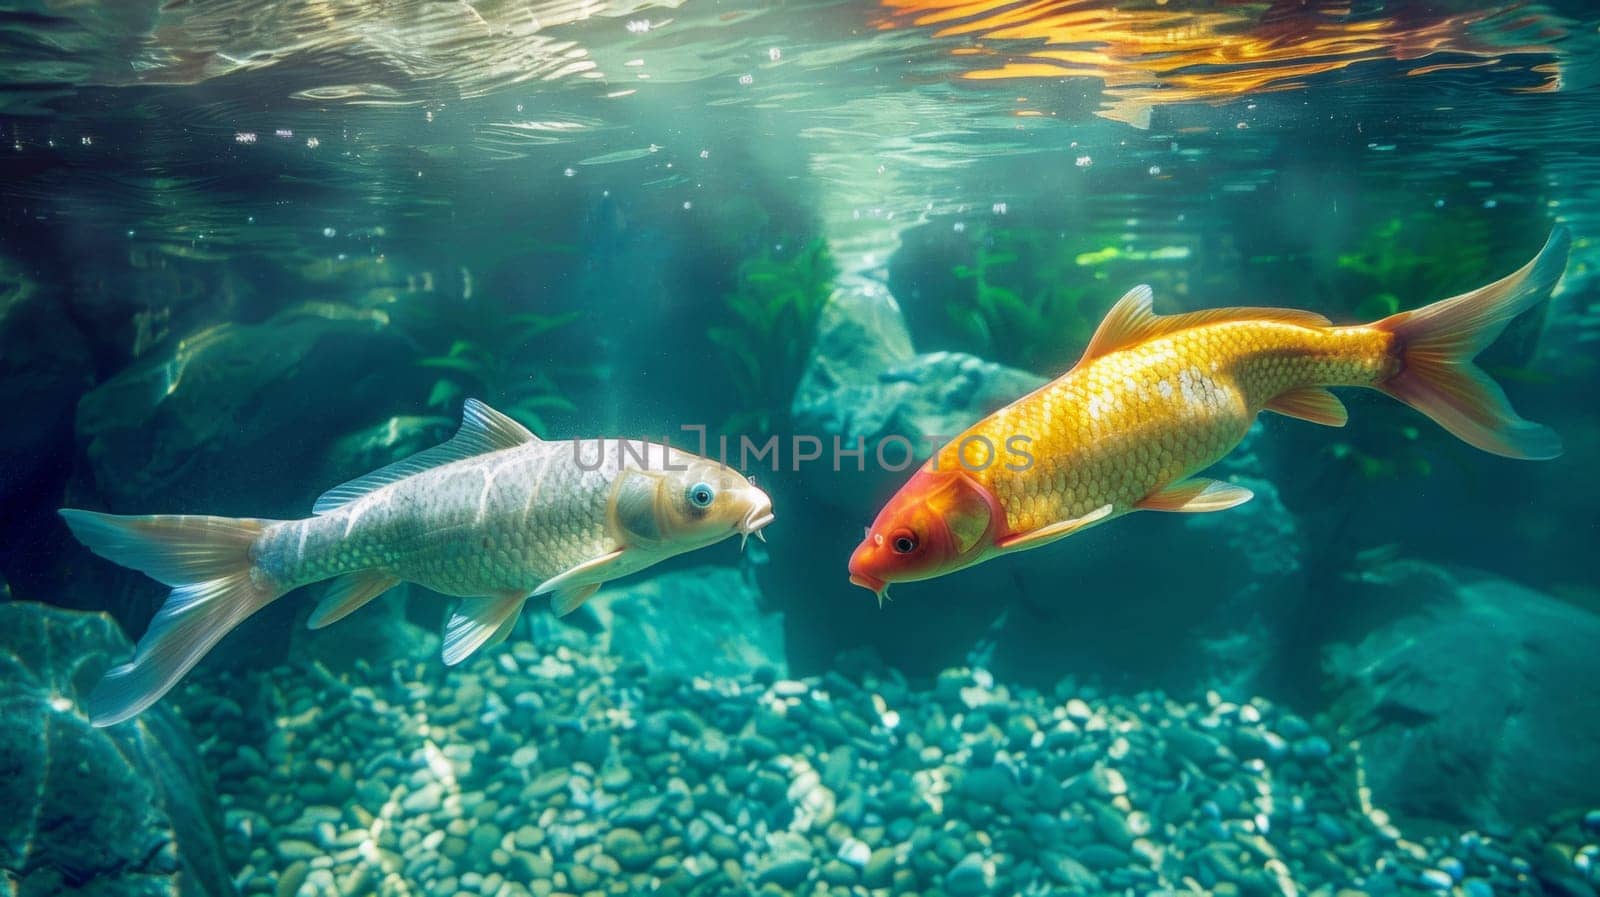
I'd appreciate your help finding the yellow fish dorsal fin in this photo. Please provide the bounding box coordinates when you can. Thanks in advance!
[1078,285,1333,365]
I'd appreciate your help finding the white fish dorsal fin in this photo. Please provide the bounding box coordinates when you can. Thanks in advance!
[312,399,538,514]
[1077,285,1332,365]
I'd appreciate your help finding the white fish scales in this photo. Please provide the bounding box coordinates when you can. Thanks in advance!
[61,400,774,726]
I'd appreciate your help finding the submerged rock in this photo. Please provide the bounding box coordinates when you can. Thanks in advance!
[0,602,234,897]
[74,302,424,516]
[791,274,1044,510]
[588,564,785,678]
[1327,560,1600,830]
[0,257,92,507]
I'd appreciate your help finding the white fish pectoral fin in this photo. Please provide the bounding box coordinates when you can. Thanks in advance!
[313,399,539,515]
[1136,478,1254,513]
[442,591,528,666]
[550,583,601,617]
[996,504,1114,553]
[532,548,628,597]
[307,570,401,629]
[485,605,522,649]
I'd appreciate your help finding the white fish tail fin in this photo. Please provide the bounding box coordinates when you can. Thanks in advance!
[1372,226,1571,460]
[58,509,286,726]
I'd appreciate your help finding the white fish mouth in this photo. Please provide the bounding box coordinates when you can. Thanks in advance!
[736,499,775,550]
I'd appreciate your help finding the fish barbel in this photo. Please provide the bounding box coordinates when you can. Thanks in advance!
[61,399,774,726]
[849,228,1571,601]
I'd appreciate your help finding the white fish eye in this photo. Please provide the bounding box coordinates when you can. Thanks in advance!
[686,482,716,509]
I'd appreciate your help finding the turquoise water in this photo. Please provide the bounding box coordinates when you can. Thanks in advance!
[2,1,1599,896]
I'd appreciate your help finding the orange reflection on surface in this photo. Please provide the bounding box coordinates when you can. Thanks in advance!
[876,0,1563,126]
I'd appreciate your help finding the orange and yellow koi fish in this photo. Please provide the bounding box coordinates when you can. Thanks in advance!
[848,228,1571,602]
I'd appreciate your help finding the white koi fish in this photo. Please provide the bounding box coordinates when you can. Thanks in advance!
[61,399,775,726]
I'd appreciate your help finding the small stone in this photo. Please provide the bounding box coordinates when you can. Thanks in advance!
[1418,869,1454,890]
[1091,803,1132,847]
[524,770,569,799]
[569,865,598,890]
[838,838,871,869]
[613,795,663,826]
[1041,853,1099,889]
[820,859,857,885]
[602,827,655,872]
[945,852,993,897]
[277,860,309,897]
[863,847,896,887]
[707,833,740,861]
[469,825,501,861]
[1292,736,1332,761]
[591,854,620,877]
[298,869,336,897]
[511,746,538,768]
[1462,879,1494,897]
[402,783,443,814]
[278,840,320,862]
[757,857,811,889]
[1076,844,1131,871]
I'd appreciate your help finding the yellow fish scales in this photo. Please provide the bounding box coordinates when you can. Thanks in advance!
[945,296,1395,534]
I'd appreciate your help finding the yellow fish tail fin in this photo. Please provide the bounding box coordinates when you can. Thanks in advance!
[1373,226,1570,460]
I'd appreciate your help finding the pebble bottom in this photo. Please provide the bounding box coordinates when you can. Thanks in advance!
[180,635,1575,897]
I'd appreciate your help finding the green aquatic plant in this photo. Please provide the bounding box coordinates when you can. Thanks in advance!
[946,226,1184,373]
[708,239,836,435]
[1329,212,1494,318]
[396,285,585,436]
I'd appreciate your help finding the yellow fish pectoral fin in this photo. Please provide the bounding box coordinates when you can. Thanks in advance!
[1264,386,1349,427]
[443,591,528,666]
[996,504,1114,553]
[533,548,627,597]
[1137,478,1254,513]
[550,583,601,617]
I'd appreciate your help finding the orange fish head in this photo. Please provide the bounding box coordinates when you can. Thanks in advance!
[848,469,1004,606]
